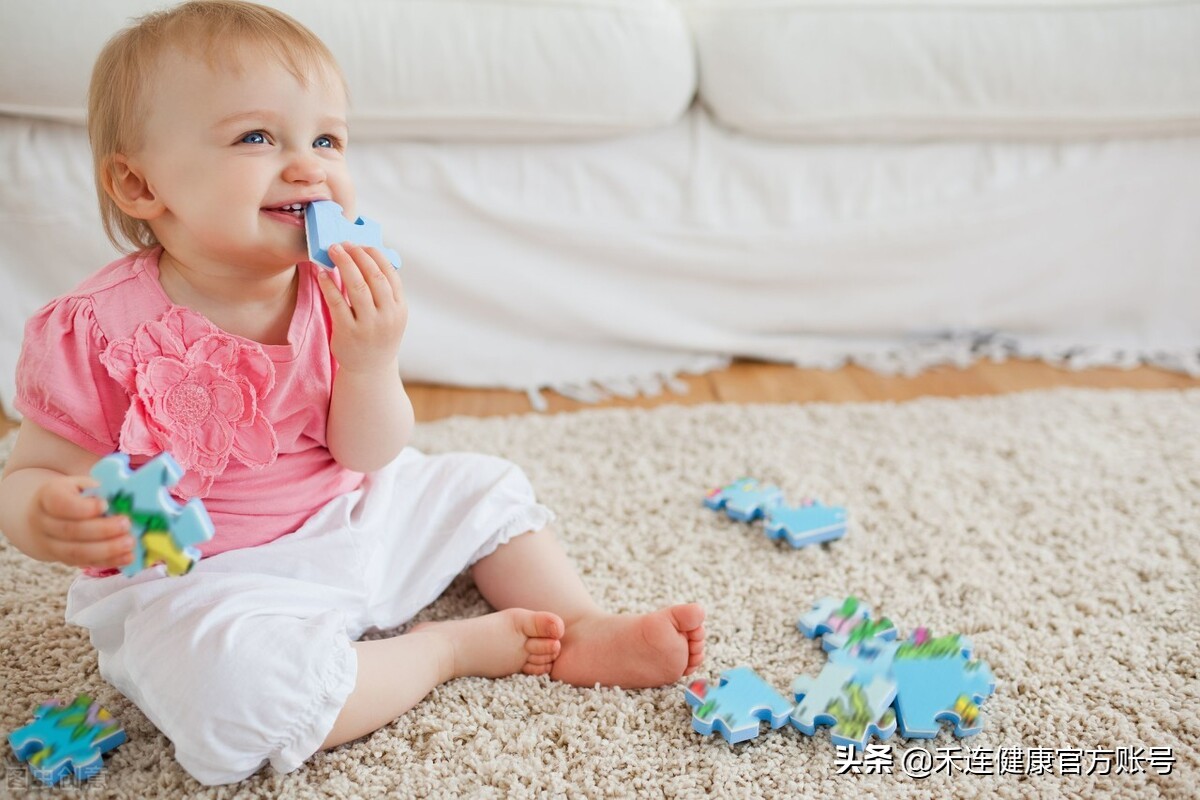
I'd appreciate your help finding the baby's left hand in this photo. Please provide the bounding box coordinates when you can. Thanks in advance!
[317,242,407,374]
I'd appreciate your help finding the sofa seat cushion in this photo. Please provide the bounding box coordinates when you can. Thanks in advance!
[0,0,695,140]
[683,0,1200,139]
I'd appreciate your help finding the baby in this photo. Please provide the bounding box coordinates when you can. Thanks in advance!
[0,0,704,786]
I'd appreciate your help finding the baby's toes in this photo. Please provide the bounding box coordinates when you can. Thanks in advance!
[685,628,705,673]
[528,611,565,640]
[526,637,561,658]
[523,638,560,675]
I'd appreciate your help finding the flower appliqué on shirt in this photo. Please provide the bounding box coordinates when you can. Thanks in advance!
[100,306,278,496]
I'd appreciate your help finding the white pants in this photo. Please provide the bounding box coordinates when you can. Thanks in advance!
[65,448,553,786]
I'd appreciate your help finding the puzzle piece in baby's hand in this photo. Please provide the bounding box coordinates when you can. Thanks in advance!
[790,662,897,750]
[685,666,794,744]
[8,695,126,786]
[703,478,784,522]
[764,500,848,548]
[797,596,898,653]
[88,453,214,577]
[889,628,997,738]
[305,200,401,270]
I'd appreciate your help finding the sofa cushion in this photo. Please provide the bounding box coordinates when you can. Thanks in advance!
[0,0,695,140]
[683,0,1200,139]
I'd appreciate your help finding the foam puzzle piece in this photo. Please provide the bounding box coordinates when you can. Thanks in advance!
[87,453,214,577]
[764,500,848,548]
[797,596,897,652]
[305,200,401,270]
[889,628,997,738]
[703,478,784,522]
[685,666,794,744]
[790,662,898,750]
[8,695,126,786]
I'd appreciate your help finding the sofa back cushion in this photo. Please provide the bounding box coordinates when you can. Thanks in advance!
[0,0,696,140]
[682,0,1200,139]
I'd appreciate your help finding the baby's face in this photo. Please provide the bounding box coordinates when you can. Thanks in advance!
[133,45,353,273]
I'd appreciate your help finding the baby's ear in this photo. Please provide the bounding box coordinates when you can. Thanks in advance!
[103,154,165,221]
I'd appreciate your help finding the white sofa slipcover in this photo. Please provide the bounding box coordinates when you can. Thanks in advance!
[1,0,1198,416]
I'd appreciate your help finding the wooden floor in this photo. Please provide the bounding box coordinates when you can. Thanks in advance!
[404,360,1199,422]
[2,361,1196,435]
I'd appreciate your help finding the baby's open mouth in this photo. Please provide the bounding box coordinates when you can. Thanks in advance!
[265,202,307,218]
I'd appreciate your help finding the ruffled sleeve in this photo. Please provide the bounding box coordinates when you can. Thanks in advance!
[14,296,130,455]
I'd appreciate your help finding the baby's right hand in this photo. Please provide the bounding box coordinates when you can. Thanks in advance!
[31,476,134,569]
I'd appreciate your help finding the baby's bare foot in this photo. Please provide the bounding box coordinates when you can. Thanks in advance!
[550,604,706,689]
[411,609,563,679]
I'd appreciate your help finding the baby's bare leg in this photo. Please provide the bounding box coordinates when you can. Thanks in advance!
[470,527,706,689]
[320,608,563,749]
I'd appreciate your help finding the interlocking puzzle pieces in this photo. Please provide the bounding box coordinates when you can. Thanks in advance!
[764,500,847,548]
[8,695,126,786]
[797,596,897,652]
[889,628,996,738]
[790,659,898,749]
[685,660,898,750]
[305,199,401,270]
[705,478,847,548]
[685,667,793,744]
[87,452,214,577]
[703,478,784,522]
[798,598,996,741]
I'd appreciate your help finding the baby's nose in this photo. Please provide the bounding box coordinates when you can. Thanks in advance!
[283,149,325,183]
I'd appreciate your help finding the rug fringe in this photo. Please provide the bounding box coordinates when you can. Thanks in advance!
[520,333,1199,411]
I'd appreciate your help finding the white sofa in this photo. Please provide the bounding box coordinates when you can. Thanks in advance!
[2,0,1199,415]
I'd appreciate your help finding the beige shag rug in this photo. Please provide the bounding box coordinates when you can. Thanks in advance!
[1,389,1197,799]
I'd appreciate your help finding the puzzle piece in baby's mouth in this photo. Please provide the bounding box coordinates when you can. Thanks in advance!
[305,199,401,269]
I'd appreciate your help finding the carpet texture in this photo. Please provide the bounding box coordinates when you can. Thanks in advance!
[1,389,1197,799]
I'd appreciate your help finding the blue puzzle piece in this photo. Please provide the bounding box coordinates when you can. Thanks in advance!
[889,628,997,738]
[685,666,794,744]
[790,662,897,750]
[305,200,401,269]
[764,500,848,548]
[797,596,897,653]
[9,695,126,786]
[87,453,214,577]
[703,478,784,522]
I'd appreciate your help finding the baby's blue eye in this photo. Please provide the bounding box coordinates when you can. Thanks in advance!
[314,136,334,149]
[240,131,267,145]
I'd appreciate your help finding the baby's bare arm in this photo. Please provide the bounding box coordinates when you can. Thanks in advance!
[319,243,414,471]
[0,421,132,568]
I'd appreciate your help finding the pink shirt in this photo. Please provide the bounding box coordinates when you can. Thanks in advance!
[15,248,364,560]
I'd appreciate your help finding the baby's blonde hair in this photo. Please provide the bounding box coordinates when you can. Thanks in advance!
[88,0,345,252]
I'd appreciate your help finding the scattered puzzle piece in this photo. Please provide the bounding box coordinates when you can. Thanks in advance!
[8,695,126,786]
[703,478,784,522]
[87,453,214,577]
[764,500,848,548]
[790,662,898,749]
[797,596,897,652]
[685,666,794,744]
[305,200,401,270]
[889,628,997,738]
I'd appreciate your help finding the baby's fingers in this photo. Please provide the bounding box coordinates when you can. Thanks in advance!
[44,529,134,569]
[364,246,403,304]
[38,475,108,521]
